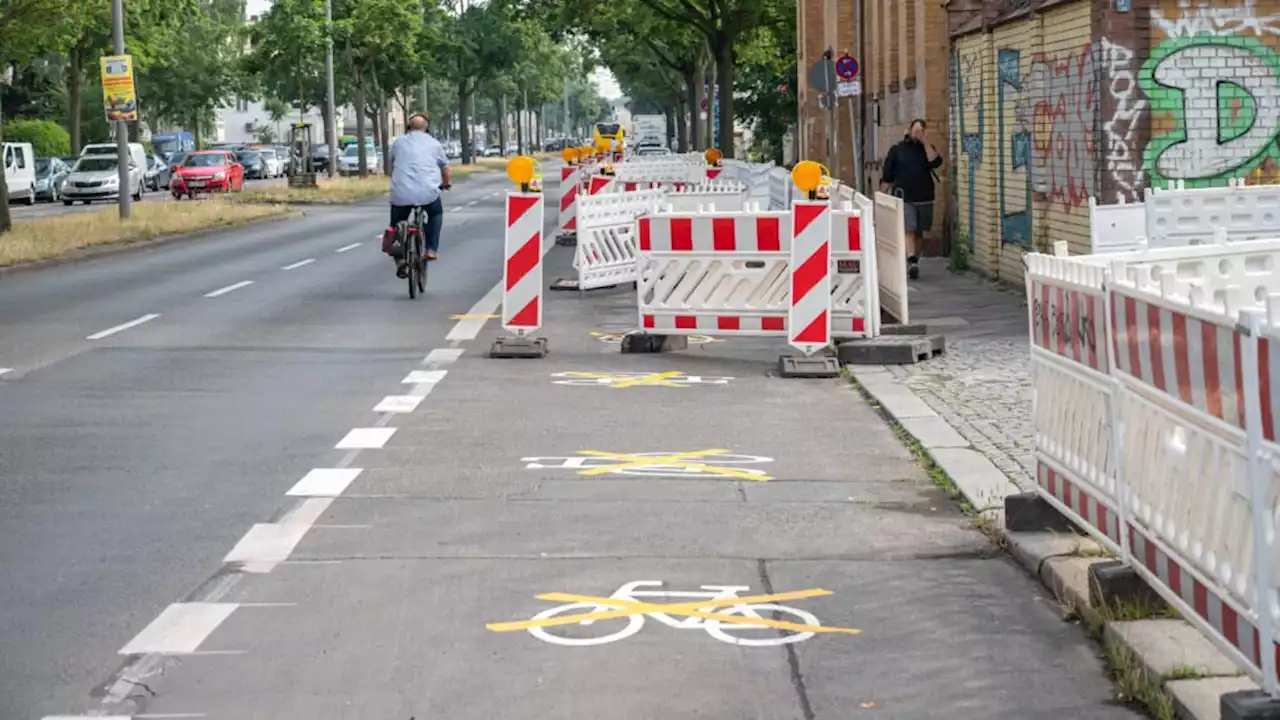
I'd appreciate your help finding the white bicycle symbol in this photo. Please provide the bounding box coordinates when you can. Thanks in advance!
[527,580,823,647]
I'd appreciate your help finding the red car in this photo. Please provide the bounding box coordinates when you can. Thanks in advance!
[171,150,244,198]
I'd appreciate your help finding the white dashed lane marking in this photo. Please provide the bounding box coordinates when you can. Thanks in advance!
[118,602,238,655]
[466,199,478,206]
[374,395,424,413]
[402,369,447,384]
[287,468,363,497]
[0,368,11,377]
[282,258,315,270]
[335,427,396,449]
[204,280,254,298]
[86,313,161,340]
[335,242,362,253]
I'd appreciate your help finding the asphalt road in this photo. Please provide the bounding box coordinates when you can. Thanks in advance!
[1,165,1139,719]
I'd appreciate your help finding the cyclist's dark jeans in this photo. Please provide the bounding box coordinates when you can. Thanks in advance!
[390,197,443,252]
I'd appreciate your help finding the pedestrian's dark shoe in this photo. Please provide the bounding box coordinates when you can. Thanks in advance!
[907,256,920,280]
[396,261,408,278]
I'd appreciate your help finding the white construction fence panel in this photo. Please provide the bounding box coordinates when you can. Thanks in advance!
[573,188,665,290]
[1089,180,1280,253]
[873,192,909,324]
[1025,239,1280,695]
[659,181,748,213]
[1088,196,1145,255]
[768,167,792,211]
[829,199,878,339]
[614,161,704,185]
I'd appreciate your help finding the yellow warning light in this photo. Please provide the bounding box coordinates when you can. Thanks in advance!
[507,155,535,186]
[791,161,825,194]
[562,147,577,164]
[704,148,723,166]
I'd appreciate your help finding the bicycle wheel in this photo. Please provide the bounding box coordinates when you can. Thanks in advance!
[527,602,644,647]
[704,603,821,647]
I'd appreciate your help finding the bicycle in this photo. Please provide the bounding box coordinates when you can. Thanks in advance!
[393,185,450,299]
[526,580,822,647]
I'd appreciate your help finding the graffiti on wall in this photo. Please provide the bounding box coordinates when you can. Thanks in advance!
[1151,0,1280,39]
[955,48,985,245]
[1100,38,1147,202]
[1142,17,1280,188]
[997,49,1032,245]
[1025,48,1098,208]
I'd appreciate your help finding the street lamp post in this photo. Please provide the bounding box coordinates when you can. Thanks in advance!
[112,0,131,219]
[324,0,337,178]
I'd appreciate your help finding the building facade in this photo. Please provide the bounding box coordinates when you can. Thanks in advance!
[948,0,1280,284]
[797,0,952,256]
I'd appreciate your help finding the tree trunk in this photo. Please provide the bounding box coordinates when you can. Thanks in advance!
[355,77,368,179]
[0,123,10,234]
[498,94,508,152]
[686,66,702,150]
[665,107,675,149]
[68,52,83,155]
[458,84,473,164]
[515,97,524,156]
[704,60,715,150]
[716,37,736,158]
[676,99,689,152]
[381,94,391,173]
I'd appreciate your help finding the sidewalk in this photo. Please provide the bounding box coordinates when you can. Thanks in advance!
[879,257,1034,490]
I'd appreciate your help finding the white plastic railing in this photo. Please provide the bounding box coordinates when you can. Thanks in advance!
[659,181,748,213]
[873,192,908,324]
[1088,179,1280,254]
[1026,238,1280,696]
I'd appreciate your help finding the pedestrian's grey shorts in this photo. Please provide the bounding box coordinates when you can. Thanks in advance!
[903,201,934,234]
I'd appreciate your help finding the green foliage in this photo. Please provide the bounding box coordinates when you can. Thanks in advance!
[2,118,71,156]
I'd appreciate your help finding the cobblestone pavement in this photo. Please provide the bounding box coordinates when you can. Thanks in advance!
[887,258,1035,489]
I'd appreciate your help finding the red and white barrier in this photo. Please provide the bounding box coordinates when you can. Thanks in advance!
[1026,238,1280,696]
[558,165,581,238]
[830,199,878,338]
[788,202,831,355]
[502,193,544,333]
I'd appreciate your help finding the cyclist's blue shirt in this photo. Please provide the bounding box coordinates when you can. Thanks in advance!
[389,132,448,207]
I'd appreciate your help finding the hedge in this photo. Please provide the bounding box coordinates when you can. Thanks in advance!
[3,119,72,157]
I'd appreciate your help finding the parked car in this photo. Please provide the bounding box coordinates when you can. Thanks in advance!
[483,144,503,157]
[257,147,283,178]
[505,142,519,155]
[236,150,267,180]
[145,154,172,191]
[444,140,461,159]
[310,143,331,173]
[61,154,143,205]
[167,150,190,175]
[34,156,72,202]
[170,150,244,198]
[337,144,380,175]
[80,142,147,195]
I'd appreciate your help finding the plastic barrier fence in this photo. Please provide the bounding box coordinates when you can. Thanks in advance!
[635,202,878,345]
[768,168,792,211]
[659,181,748,213]
[1026,239,1280,696]
[1088,180,1280,254]
[614,161,703,185]
[873,192,909,324]
[558,164,581,239]
[573,188,665,291]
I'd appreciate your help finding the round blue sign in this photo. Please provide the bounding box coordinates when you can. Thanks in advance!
[835,55,859,80]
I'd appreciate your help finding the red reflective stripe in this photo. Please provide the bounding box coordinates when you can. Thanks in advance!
[712,217,736,251]
[762,317,785,332]
[671,218,693,251]
[756,217,781,251]
[717,316,740,330]
[505,234,540,291]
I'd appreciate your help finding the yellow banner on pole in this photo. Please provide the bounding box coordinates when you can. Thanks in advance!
[100,55,138,122]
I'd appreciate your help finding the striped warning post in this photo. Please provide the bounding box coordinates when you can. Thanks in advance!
[558,165,580,237]
[588,176,614,196]
[788,201,831,355]
[503,193,544,334]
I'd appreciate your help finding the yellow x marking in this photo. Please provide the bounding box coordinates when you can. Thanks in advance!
[449,313,500,320]
[486,588,861,635]
[559,370,688,388]
[574,449,772,482]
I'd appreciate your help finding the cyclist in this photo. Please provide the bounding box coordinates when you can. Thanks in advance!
[385,112,451,276]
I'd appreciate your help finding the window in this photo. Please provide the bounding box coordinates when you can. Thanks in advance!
[236,97,249,112]
[14,145,25,168]
[906,0,917,83]
[889,0,900,91]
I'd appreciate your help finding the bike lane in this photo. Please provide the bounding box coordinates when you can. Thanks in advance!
[113,239,1140,719]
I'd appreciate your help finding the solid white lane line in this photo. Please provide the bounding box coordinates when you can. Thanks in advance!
[375,395,424,413]
[282,258,315,270]
[118,602,238,655]
[86,313,161,340]
[335,427,396,449]
[451,205,465,212]
[445,281,504,342]
[204,280,254,298]
[287,468,363,497]
[402,369,447,384]
[43,716,133,719]
[424,348,465,365]
[335,242,362,253]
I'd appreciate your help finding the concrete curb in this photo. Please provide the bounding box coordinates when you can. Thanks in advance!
[0,210,304,278]
[847,365,1255,720]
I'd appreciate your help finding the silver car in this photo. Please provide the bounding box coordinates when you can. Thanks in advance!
[61,154,143,205]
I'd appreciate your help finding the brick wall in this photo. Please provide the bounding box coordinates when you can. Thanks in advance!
[948,0,1280,285]
[796,0,860,183]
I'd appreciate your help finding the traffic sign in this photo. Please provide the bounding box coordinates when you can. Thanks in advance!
[807,58,836,93]
[836,80,862,98]
[835,54,859,80]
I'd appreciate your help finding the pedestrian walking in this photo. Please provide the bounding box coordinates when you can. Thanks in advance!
[880,119,943,279]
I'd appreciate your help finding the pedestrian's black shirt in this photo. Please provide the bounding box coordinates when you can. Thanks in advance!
[881,138,944,203]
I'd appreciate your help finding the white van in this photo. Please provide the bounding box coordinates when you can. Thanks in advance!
[3,142,37,205]
[81,142,147,195]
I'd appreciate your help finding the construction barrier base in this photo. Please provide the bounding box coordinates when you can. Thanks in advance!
[777,355,841,379]
[555,233,577,247]
[1220,690,1280,720]
[489,335,548,359]
[549,278,618,292]
[835,334,946,365]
